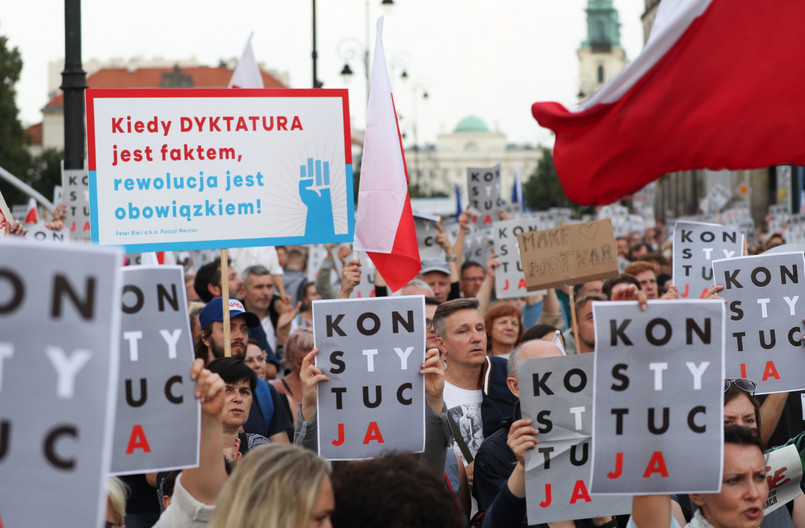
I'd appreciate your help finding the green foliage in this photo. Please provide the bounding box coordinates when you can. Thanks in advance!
[0,34,33,205]
[29,148,64,199]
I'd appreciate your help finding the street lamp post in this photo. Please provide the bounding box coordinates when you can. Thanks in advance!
[62,0,87,171]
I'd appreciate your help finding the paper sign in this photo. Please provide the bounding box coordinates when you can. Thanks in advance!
[313,296,426,460]
[24,221,70,244]
[764,444,804,514]
[517,219,618,290]
[414,213,445,261]
[86,88,353,252]
[63,167,91,242]
[673,221,743,299]
[493,216,552,298]
[111,267,199,474]
[700,183,732,214]
[467,164,501,224]
[712,252,805,394]
[0,240,122,527]
[591,300,725,494]
[520,354,631,523]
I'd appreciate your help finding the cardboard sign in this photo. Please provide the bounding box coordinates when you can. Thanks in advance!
[111,267,199,474]
[517,219,618,291]
[63,167,91,242]
[313,296,426,460]
[467,164,502,225]
[673,221,744,299]
[520,354,631,523]
[414,213,444,261]
[712,252,805,394]
[764,444,804,515]
[591,300,725,494]
[24,221,70,244]
[86,88,353,252]
[493,216,552,298]
[0,241,122,526]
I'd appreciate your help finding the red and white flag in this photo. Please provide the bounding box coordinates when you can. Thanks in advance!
[228,33,264,89]
[24,198,37,224]
[353,17,421,291]
[532,0,805,206]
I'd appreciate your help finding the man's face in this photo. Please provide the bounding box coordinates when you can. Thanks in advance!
[460,265,485,298]
[425,304,438,350]
[218,266,244,298]
[223,379,253,429]
[634,270,658,299]
[206,315,250,359]
[616,239,630,259]
[437,308,487,370]
[422,271,451,302]
[579,280,604,297]
[243,274,274,312]
[631,244,649,260]
[577,301,596,352]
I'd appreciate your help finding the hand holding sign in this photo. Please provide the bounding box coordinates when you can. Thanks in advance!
[301,348,328,421]
[421,348,445,413]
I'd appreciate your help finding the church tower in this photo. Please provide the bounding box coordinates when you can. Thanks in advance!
[577,0,628,99]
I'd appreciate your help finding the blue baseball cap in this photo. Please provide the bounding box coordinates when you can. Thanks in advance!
[199,297,261,329]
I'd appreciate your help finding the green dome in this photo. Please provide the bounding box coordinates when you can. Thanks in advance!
[455,116,489,133]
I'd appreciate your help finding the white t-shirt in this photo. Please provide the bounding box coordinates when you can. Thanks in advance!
[261,315,278,352]
[229,246,283,276]
[443,381,484,464]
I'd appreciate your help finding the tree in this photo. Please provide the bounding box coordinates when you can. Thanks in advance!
[524,147,591,215]
[0,33,33,206]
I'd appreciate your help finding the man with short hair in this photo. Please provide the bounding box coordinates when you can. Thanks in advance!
[241,265,289,366]
[574,293,607,354]
[434,299,515,487]
[616,236,630,260]
[193,257,244,303]
[459,261,486,298]
[624,260,659,299]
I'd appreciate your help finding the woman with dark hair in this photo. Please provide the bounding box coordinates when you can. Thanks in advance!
[484,301,524,359]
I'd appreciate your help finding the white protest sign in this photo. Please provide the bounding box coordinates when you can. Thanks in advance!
[712,252,805,394]
[24,221,70,244]
[764,444,804,515]
[520,354,631,523]
[591,300,725,494]
[111,266,199,474]
[86,88,354,252]
[467,164,502,225]
[673,221,743,299]
[493,216,552,298]
[313,296,426,460]
[699,183,732,214]
[414,212,444,261]
[63,167,91,242]
[350,251,378,299]
[0,240,122,527]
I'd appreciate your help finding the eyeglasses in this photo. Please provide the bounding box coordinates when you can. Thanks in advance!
[724,378,757,394]
[426,318,434,329]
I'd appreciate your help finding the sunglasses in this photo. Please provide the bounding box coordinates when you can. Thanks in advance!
[723,378,757,394]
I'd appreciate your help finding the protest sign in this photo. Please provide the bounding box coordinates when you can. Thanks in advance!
[0,240,122,527]
[313,296,425,460]
[764,445,804,515]
[445,223,493,266]
[597,205,629,238]
[86,89,353,252]
[673,221,743,299]
[350,251,378,299]
[517,219,618,291]
[712,252,805,394]
[111,266,199,474]
[591,300,725,494]
[63,167,91,242]
[493,216,551,298]
[414,212,444,260]
[24,221,70,244]
[520,354,631,523]
[699,183,732,214]
[467,164,501,224]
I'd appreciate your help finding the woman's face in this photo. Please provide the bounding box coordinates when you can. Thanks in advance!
[223,380,252,429]
[244,344,267,380]
[693,444,767,528]
[724,394,757,429]
[305,284,321,304]
[490,315,520,346]
[306,475,334,528]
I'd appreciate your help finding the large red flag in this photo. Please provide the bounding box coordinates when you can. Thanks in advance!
[532,0,805,206]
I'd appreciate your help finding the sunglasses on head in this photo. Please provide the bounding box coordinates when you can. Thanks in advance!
[724,378,757,394]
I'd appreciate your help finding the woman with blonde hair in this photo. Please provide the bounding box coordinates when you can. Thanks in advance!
[208,443,333,528]
[272,327,314,429]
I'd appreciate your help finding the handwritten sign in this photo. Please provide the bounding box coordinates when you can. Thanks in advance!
[0,241,122,526]
[313,296,425,459]
[111,267,199,474]
[520,354,630,523]
[712,252,805,394]
[517,219,618,290]
[86,88,353,252]
[591,300,725,494]
[673,221,743,299]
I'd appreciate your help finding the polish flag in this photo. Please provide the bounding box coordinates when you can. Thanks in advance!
[353,17,421,291]
[532,0,805,206]
[228,34,264,89]
[24,198,37,224]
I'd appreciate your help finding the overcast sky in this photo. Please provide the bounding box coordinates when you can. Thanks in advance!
[0,0,646,147]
